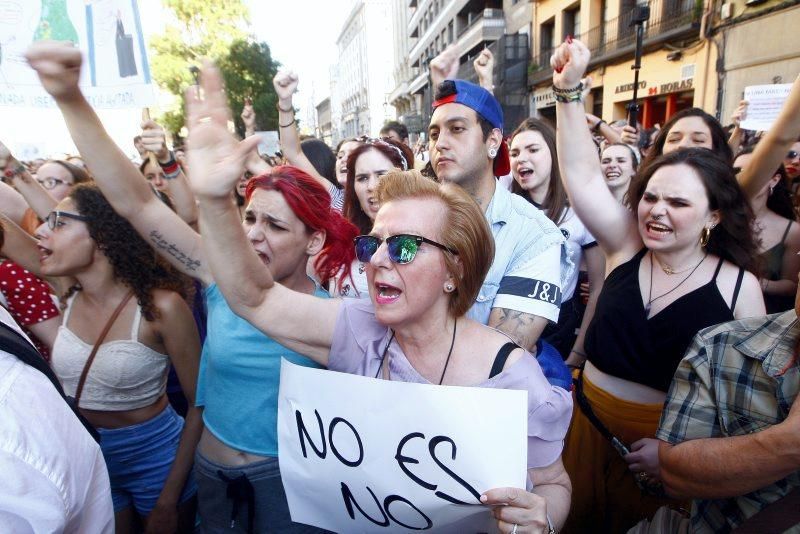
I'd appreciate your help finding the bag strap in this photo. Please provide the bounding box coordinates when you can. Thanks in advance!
[574,370,632,457]
[489,342,519,379]
[735,487,800,533]
[0,318,100,442]
[74,290,135,406]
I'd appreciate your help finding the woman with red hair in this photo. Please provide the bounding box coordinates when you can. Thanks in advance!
[27,41,356,532]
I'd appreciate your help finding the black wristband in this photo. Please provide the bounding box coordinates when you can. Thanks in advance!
[592,120,605,134]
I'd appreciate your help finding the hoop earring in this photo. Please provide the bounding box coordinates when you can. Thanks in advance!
[700,226,711,248]
[488,147,497,158]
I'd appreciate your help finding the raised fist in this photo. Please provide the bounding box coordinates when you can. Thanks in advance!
[273,71,299,103]
[25,41,83,100]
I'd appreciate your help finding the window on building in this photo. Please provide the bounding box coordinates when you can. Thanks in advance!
[540,18,555,57]
[448,20,454,42]
[563,5,581,39]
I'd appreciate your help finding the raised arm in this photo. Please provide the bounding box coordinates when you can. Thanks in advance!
[139,120,198,226]
[738,75,800,199]
[429,45,459,90]
[187,62,340,364]
[728,100,748,154]
[473,48,495,94]
[552,39,640,264]
[24,42,209,284]
[0,141,57,220]
[274,71,333,192]
[0,171,32,226]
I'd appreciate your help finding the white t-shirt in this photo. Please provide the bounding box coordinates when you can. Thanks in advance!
[556,207,597,301]
[336,259,371,299]
[0,308,113,533]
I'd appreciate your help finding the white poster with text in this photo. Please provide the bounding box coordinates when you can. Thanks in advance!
[741,84,792,131]
[278,360,528,533]
[0,0,154,109]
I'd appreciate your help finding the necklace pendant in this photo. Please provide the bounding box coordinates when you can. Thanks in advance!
[663,266,675,275]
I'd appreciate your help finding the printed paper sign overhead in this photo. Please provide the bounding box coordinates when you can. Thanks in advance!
[277,360,528,533]
[0,0,154,109]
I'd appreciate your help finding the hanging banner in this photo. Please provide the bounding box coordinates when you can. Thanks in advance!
[277,360,528,533]
[0,0,154,109]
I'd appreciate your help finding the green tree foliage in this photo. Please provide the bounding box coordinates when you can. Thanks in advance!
[149,0,279,137]
[219,40,280,136]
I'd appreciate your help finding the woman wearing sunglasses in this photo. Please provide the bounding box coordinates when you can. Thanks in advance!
[185,62,573,534]
[26,41,358,533]
[1,182,202,533]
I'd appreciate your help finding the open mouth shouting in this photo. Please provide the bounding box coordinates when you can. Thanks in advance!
[38,244,53,263]
[517,166,534,180]
[645,220,673,237]
[374,282,402,304]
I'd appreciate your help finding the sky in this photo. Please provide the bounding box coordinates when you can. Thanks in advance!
[0,0,352,158]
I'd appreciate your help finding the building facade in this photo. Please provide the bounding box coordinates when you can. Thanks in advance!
[529,0,714,127]
[316,97,333,146]
[388,0,533,137]
[331,0,397,144]
[707,0,800,122]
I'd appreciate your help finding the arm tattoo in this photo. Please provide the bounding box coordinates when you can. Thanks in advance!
[490,308,541,352]
[149,230,202,272]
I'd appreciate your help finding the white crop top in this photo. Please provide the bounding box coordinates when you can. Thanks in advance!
[51,293,170,411]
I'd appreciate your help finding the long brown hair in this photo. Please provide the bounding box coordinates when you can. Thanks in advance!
[509,118,569,226]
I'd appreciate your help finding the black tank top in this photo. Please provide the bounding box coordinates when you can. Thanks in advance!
[585,249,743,392]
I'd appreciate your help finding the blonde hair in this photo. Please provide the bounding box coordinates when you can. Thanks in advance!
[377,170,494,317]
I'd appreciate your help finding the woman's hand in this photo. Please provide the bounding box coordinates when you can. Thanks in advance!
[620,125,639,146]
[144,501,178,534]
[550,38,590,90]
[626,437,662,481]
[185,61,261,200]
[25,41,83,101]
[429,44,459,88]
[140,120,170,162]
[474,48,495,90]
[731,100,749,128]
[273,70,299,103]
[481,487,549,533]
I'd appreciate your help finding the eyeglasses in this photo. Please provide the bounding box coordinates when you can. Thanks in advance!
[787,150,799,160]
[37,177,72,190]
[45,211,89,230]
[354,234,457,264]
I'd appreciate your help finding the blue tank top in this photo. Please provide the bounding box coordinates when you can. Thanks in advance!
[196,283,325,456]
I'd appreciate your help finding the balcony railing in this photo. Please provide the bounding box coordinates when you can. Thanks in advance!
[457,8,504,38]
[529,0,700,84]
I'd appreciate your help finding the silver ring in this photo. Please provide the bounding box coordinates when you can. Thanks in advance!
[511,524,518,534]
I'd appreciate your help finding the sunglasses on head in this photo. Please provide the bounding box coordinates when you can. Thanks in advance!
[354,234,457,264]
[45,210,89,230]
[788,150,799,160]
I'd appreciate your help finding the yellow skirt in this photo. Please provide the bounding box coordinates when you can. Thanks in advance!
[562,374,683,534]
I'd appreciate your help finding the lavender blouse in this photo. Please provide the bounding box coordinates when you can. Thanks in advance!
[329,298,573,471]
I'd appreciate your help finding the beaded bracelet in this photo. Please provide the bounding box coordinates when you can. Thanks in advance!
[553,82,584,103]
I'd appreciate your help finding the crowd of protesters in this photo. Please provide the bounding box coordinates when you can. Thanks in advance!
[0,36,799,534]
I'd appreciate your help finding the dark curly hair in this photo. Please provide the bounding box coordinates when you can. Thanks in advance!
[643,108,733,168]
[65,184,193,321]
[629,148,759,273]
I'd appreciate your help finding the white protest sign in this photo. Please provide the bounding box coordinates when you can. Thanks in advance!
[278,360,528,533]
[740,84,792,131]
[256,130,280,156]
[0,0,155,109]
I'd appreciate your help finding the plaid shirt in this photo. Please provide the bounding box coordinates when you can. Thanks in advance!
[657,310,800,533]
